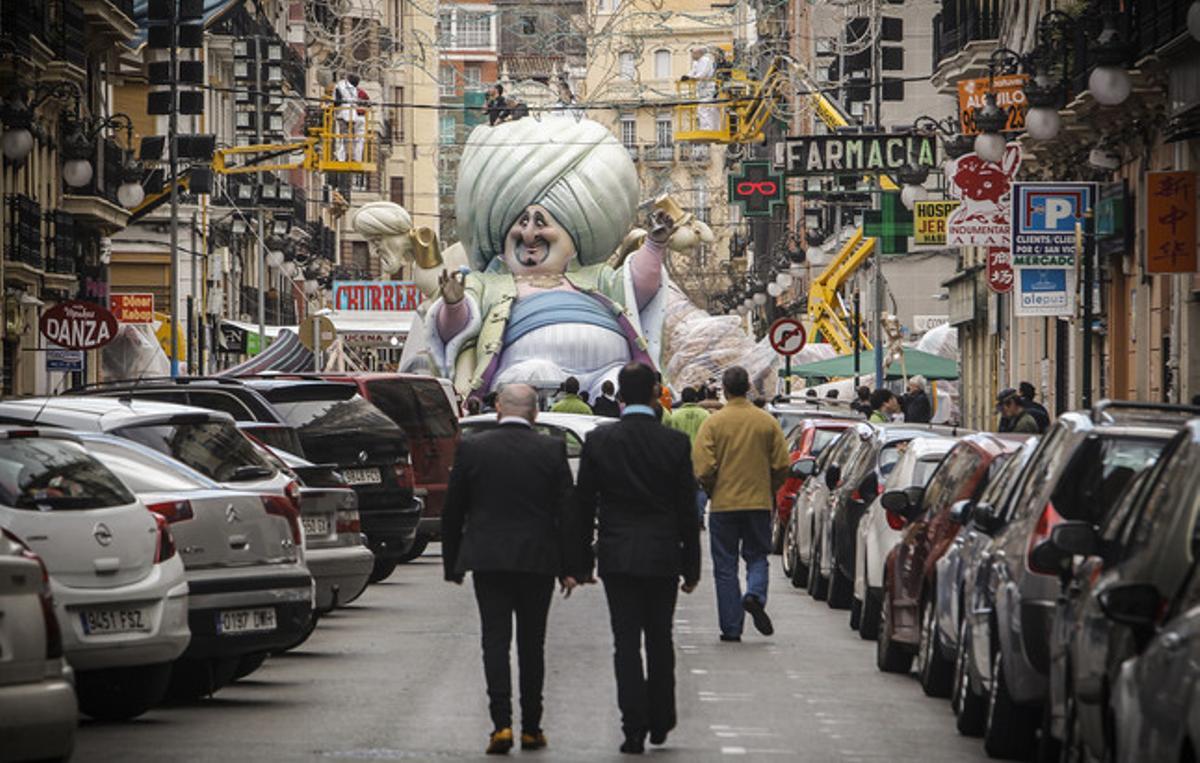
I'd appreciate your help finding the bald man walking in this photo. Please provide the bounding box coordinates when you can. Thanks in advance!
[443,384,575,755]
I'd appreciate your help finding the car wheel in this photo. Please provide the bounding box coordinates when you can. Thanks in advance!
[808,535,828,601]
[953,618,986,736]
[859,587,882,641]
[770,510,784,555]
[849,596,862,630]
[369,555,399,583]
[232,651,269,681]
[876,583,913,673]
[788,521,808,588]
[396,535,429,564]
[782,520,795,578]
[984,649,1038,759]
[827,560,853,610]
[917,596,954,697]
[76,662,172,721]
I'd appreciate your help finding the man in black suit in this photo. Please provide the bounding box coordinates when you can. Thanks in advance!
[567,362,701,754]
[443,383,574,755]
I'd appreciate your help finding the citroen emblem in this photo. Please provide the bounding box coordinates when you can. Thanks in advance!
[93,523,113,547]
[225,504,241,523]
[358,450,369,464]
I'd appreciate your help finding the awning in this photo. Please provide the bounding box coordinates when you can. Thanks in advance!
[788,347,959,381]
[217,329,314,376]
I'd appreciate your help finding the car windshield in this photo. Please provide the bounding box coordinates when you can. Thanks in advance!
[114,421,274,483]
[365,379,458,438]
[263,386,400,436]
[84,439,209,493]
[811,428,842,457]
[0,437,134,510]
[243,425,304,458]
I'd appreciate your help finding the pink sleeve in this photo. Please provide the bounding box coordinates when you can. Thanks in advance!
[629,239,666,311]
[435,298,471,341]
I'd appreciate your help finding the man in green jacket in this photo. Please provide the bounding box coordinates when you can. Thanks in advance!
[868,388,900,424]
[692,367,789,642]
[668,387,711,526]
[550,377,593,414]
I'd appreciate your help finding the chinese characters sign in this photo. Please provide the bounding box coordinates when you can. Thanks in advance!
[1146,171,1197,274]
[957,75,1028,136]
[728,162,784,218]
[986,247,1013,294]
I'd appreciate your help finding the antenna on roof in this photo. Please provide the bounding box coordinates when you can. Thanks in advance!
[30,367,74,426]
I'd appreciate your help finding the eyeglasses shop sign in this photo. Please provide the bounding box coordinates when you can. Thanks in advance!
[778,134,938,176]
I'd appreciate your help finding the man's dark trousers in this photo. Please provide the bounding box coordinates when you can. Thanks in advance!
[472,571,555,733]
[602,574,679,738]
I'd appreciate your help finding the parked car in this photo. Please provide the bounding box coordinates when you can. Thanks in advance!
[875,432,1025,694]
[768,397,864,434]
[317,373,460,563]
[773,418,856,556]
[1028,405,1194,761]
[236,378,421,582]
[72,377,422,580]
[964,402,1178,760]
[0,527,76,760]
[1110,543,1200,763]
[76,432,315,695]
[787,423,874,594]
[251,441,374,611]
[820,424,943,615]
[0,426,190,720]
[459,412,613,480]
[855,435,955,640]
[941,437,1039,737]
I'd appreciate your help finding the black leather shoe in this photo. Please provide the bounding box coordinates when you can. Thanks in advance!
[720,634,741,642]
[649,728,669,745]
[743,594,774,636]
[619,736,645,754]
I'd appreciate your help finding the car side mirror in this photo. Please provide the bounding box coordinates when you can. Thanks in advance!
[880,489,909,513]
[825,464,842,490]
[881,487,924,521]
[1050,521,1101,557]
[791,457,816,479]
[1098,582,1162,629]
[949,499,974,525]
[971,502,1003,535]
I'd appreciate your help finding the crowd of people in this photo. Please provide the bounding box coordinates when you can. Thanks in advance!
[441,364,786,755]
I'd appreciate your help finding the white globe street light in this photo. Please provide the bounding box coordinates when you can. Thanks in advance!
[62,158,93,188]
[900,183,930,210]
[266,250,286,269]
[1025,106,1062,141]
[116,181,144,209]
[1088,64,1131,106]
[767,282,782,297]
[776,272,793,288]
[2,127,33,162]
[1190,0,1200,41]
[752,292,767,306]
[973,132,1007,164]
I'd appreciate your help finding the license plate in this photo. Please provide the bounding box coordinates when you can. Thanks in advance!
[302,514,331,536]
[341,468,381,485]
[216,608,277,635]
[80,607,149,635]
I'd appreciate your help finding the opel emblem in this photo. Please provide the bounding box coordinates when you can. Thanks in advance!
[225,504,241,523]
[357,450,369,464]
[93,522,113,547]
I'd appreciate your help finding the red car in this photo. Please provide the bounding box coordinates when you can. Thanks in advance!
[772,418,856,554]
[318,373,460,561]
[875,433,1026,681]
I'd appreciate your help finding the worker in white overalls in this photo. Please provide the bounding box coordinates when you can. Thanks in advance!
[333,73,360,162]
[684,46,717,131]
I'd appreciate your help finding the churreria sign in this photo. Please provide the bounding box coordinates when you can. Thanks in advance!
[778,133,938,176]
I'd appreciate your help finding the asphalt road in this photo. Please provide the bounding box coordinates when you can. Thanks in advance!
[75,545,991,762]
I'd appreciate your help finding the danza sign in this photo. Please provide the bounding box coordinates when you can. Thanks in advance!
[780,133,937,176]
[39,300,118,350]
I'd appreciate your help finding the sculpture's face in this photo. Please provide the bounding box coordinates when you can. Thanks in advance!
[372,235,410,276]
[502,204,576,275]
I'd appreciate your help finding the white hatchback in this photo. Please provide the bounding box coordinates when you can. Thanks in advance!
[0,427,190,721]
[0,528,77,761]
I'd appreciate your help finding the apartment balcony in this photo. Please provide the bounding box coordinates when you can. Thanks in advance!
[929,0,1000,95]
[60,138,132,233]
[78,0,137,43]
[643,144,676,165]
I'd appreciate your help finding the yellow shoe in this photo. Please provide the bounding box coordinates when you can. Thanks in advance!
[487,728,514,755]
[521,731,548,751]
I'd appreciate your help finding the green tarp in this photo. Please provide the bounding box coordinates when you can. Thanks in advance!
[787,347,959,381]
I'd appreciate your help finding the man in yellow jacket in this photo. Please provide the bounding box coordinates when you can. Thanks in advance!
[692,366,790,642]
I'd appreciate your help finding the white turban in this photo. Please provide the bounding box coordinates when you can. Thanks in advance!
[353,201,413,237]
[455,116,639,269]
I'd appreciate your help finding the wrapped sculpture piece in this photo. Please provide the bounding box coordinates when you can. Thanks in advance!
[355,116,771,399]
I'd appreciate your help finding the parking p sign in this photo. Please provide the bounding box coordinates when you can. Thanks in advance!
[1011,182,1095,268]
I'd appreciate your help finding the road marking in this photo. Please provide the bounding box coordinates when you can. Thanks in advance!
[721,747,747,755]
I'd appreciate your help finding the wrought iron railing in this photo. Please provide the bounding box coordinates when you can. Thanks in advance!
[6,194,43,269]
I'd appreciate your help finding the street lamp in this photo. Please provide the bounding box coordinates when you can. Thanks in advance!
[1022,10,1072,141]
[912,115,973,160]
[752,292,767,306]
[898,161,931,210]
[1190,0,1200,42]
[0,81,80,162]
[1088,12,1132,106]
[973,93,1009,163]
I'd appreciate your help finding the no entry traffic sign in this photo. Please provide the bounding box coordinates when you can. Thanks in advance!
[769,317,807,356]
